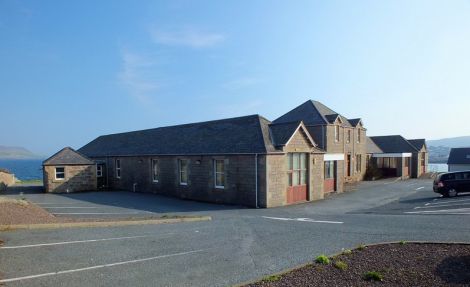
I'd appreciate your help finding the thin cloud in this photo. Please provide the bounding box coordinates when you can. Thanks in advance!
[151,28,225,48]
[222,77,264,90]
[118,50,159,104]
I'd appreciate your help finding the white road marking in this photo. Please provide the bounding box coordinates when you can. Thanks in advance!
[405,207,470,214]
[43,207,102,209]
[426,198,470,206]
[262,216,343,224]
[0,234,169,249]
[0,249,205,283]
[52,212,153,215]
[414,202,470,209]
[415,186,425,191]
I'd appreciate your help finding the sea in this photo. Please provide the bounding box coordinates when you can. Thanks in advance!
[427,163,448,173]
[0,159,44,180]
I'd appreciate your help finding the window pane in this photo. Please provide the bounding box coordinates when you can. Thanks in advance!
[300,153,306,170]
[288,173,292,186]
[293,154,300,169]
[287,154,293,170]
[56,167,64,173]
[180,171,187,183]
[301,170,307,184]
[216,160,224,173]
[216,173,224,186]
[293,171,300,185]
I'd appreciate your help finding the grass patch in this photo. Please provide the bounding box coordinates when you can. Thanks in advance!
[363,271,384,282]
[357,244,367,251]
[399,240,407,245]
[315,254,330,265]
[262,275,281,282]
[333,260,348,271]
[18,179,42,184]
[342,249,353,255]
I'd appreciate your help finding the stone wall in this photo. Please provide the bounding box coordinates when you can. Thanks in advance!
[101,154,263,207]
[43,165,97,193]
[0,171,16,187]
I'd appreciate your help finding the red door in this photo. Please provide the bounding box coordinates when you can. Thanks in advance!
[287,185,307,204]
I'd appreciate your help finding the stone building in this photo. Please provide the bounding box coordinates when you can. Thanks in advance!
[42,147,97,193]
[367,136,428,179]
[273,100,367,194]
[43,100,426,207]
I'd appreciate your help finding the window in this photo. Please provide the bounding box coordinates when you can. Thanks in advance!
[287,153,308,186]
[214,159,225,188]
[357,129,361,143]
[96,165,103,177]
[151,159,159,182]
[55,167,65,180]
[179,159,189,185]
[115,159,121,179]
[334,125,340,142]
[324,161,335,179]
[356,154,362,172]
[347,130,351,143]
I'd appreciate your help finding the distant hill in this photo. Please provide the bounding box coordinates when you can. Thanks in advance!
[426,136,470,163]
[0,145,42,159]
[427,136,470,148]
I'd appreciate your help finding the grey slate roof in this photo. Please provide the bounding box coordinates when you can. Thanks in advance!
[407,139,426,151]
[369,136,418,153]
[269,121,302,147]
[273,100,353,127]
[79,115,279,157]
[366,137,383,154]
[348,118,362,127]
[43,147,95,166]
[447,148,470,165]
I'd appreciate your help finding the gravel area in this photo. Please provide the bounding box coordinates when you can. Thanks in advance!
[246,243,470,287]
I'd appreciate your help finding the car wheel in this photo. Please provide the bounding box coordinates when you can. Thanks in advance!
[447,189,458,197]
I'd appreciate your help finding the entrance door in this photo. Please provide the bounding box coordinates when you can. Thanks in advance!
[324,160,336,193]
[286,153,308,204]
[346,154,351,177]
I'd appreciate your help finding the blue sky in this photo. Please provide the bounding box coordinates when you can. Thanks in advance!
[1,0,470,155]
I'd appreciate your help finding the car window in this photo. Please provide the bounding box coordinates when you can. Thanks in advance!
[455,173,463,180]
[463,172,470,179]
[444,174,454,180]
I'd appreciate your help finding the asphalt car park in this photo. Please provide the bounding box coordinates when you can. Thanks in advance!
[1,178,470,286]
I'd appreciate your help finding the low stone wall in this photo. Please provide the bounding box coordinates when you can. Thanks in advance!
[0,171,16,187]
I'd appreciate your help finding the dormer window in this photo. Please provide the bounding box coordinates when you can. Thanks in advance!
[335,125,340,142]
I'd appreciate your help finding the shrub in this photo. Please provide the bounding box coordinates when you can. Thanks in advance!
[342,249,352,255]
[357,244,366,251]
[399,240,407,245]
[333,260,348,270]
[315,254,330,265]
[363,271,384,282]
[262,275,281,282]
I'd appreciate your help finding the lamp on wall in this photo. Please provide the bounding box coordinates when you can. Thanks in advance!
[195,160,201,165]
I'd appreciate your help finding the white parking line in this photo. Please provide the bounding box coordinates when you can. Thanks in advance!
[0,249,205,283]
[43,207,102,209]
[52,212,153,215]
[262,216,343,224]
[405,207,470,214]
[414,202,470,209]
[0,234,166,249]
[415,186,425,191]
[426,198,470,206]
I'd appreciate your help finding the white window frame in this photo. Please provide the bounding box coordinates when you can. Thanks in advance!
[115,159,121,179]
[96,165,103,177]
[179,159,188,185]
[151,159,159,183]
[55,166,65,180]
[214,159,225,189]
[334,125,340,142]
